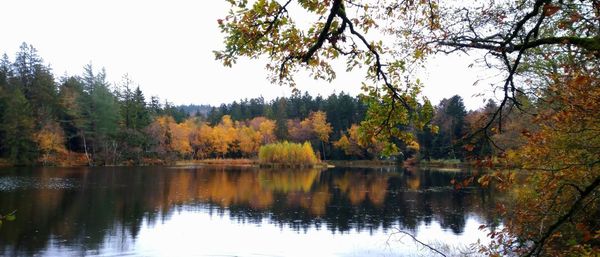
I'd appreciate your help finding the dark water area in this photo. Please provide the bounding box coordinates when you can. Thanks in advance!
[0,166,499,256]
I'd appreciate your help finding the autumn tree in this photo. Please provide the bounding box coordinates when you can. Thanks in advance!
[169,118,194,158]
[480,69,600,257]
[34,121,66,165]
[248,116,277,144]
[307,111,332,160]
[287,118,312,143]
[210,115,238,158]
[334,124,384,159]
[237,125,261,157]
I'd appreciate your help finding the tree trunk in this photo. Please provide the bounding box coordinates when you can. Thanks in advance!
[82,132,92,166]
[321,140,326,161]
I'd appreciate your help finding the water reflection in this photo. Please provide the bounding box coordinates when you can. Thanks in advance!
[0,166,498,256]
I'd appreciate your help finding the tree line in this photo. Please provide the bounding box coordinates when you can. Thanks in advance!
[0,43,530,166]
[0,43,189,166]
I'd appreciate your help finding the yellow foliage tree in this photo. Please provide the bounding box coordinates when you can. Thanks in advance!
[309,111,332,143]
[192,123,214,159]
[169,119,194,158]
[258,141,318,166]
[257,119,276,144]
[237,125,261,157]
[209,115,238,158]
[334,124,384,158]
[34,121,67,164]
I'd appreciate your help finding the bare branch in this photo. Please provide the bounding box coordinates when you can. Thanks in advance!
[388,229,448,257]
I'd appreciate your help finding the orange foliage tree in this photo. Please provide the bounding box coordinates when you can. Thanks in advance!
[191,123,214,159]
[34,121,67,165]
[169,118,195,158]
[334,124,384,159]
[480,72,600,257]
[237,125,261,157]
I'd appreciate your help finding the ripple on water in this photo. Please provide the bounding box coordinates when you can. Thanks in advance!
[0,176,78,191]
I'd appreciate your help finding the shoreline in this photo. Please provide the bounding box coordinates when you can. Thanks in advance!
[0,158,475,170]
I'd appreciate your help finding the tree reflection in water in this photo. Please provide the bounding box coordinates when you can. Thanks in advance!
[0,166,499,255]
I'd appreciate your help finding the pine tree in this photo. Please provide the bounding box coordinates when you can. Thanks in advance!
[79,64,120,164]
[0,87,37,164]
[149,95,162,117]
[0,53,11,85]
[12,43,59,127]
[132,87,150,129]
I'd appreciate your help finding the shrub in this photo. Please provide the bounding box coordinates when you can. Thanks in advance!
[258,141,318,166]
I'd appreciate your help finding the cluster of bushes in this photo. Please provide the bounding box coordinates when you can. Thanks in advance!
[258,141,318,166]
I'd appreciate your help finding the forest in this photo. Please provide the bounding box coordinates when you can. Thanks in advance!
[0,43,529,166]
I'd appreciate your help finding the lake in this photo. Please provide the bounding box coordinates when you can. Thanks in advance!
[0,166,499,256]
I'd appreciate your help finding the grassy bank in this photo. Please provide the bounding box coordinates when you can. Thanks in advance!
[175,159,257,167]
[175,158,330,169]
[0,157,470,170]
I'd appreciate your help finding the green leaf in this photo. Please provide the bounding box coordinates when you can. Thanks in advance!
[5,214,15,221]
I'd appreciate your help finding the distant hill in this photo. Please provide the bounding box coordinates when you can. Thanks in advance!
[178,104,212,116]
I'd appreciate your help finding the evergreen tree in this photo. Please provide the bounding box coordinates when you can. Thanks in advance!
[12,43,59,127]
[118,74,136,129]
[132,87,150,129]
[430,95,468,160]
[272,97,288,140]
[149,96,162,117]
[79,64,120,164]
[0,87,37,164]
[12,43,40,95]
[163,100,188,123]
[0,53,11,85]
[0,53,11,158]
[207,106,222,125]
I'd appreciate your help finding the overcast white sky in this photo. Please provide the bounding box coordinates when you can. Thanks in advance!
[1,0,493,110]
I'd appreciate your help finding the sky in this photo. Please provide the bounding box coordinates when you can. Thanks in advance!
[1,0,494,110]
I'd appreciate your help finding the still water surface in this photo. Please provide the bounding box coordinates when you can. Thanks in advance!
[0,166,498,256]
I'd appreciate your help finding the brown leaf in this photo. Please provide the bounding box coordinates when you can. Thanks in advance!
[543,4,560,16]
[464,144,475,152]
